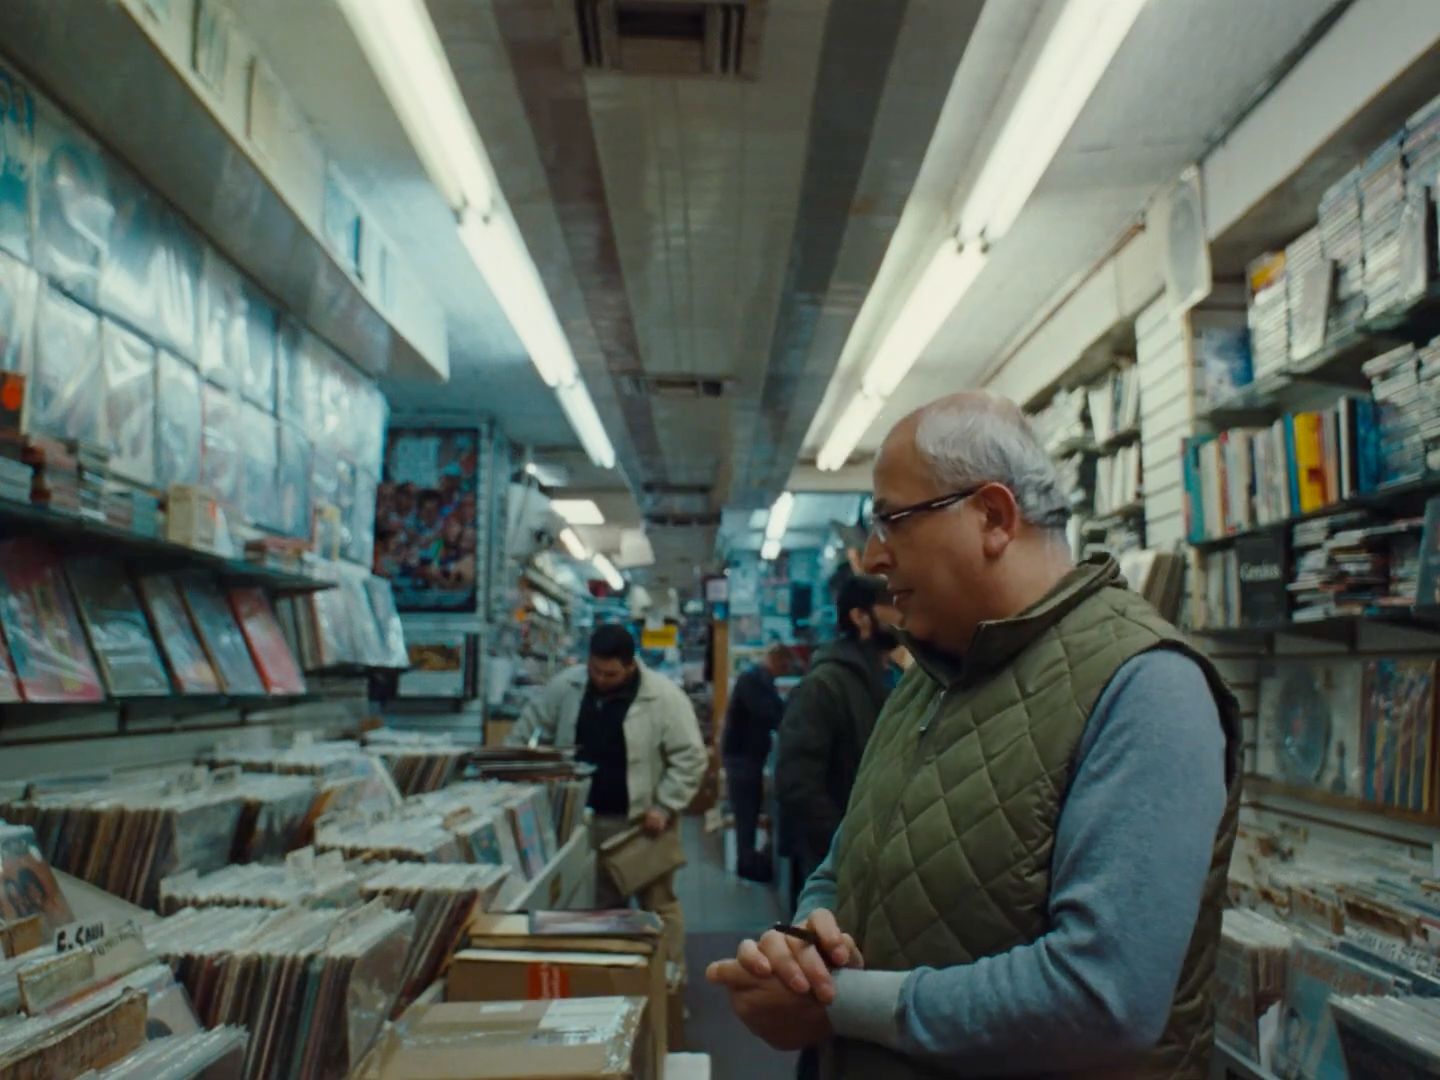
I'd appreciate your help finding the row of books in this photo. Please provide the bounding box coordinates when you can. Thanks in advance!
[1364,336,1440,486]
[1254,654,1436,814]
[1094,443,1142,517]
[1085,364,1141,446]
[0,539,305,703]
[1182,399,1382,543]
[1220,830,1440,1076]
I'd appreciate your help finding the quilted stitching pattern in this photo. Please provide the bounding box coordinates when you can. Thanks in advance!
[829,578,1241,1080]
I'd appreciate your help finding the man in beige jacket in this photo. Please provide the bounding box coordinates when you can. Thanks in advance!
[508,624,707,969]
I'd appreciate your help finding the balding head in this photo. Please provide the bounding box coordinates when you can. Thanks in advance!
[863,391,1074,656]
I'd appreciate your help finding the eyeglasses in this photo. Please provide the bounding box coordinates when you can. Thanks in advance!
[865,484,986,542]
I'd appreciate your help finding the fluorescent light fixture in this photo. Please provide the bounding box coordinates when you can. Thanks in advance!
[593,552,625,591]
[764,491,795,543]
[863,242,987,400]
[817,391,886,472]
[335,0,496,218]
[760,538,782,562]
[551,499,605,526]
[458,210,577,388]
[555,377,618,470]
[958,0,1147,243]
[558,527,590,561]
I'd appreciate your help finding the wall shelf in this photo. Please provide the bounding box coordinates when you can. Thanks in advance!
[0,498,334,593]
[1242,774,1440,830]
[1191,607,1440,645]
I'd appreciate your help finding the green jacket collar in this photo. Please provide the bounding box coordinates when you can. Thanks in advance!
[903,554,1123,690]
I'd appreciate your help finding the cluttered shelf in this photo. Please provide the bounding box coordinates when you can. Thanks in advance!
[1189,472,1440,550]
[0,496,334,593]
[1200,281,1440,426]
[1189,606,1440,642]
[1242,774,1440,830]
[0,691,321,731]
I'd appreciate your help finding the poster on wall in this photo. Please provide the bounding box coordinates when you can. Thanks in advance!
[375,429,480,612]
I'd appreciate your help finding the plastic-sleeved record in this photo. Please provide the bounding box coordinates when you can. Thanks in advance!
[0,62,35,263]
[0,539,104,703]
[135,573,221,694]
[275,318,306,424]
[32,97,112,303]
[179,575,265,696]
[30,284,102,441]
[196,245,244,390]
[151,210,201,364]
[228,587,305,695]
[155,350,203,488]
[201,381,243,509]
[240,401,277,529]
[240,282,276,410]
[66,558,171,697]
[0,249,36,374]
[278,424,312,540]
[349,469,377,568]
[101,319,157,485]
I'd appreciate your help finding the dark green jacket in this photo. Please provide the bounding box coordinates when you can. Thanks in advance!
[776,637,890,860]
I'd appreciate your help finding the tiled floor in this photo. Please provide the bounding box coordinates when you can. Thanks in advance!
[677,818,798,1080]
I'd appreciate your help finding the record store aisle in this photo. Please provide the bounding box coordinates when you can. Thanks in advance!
[678,819,796,1080]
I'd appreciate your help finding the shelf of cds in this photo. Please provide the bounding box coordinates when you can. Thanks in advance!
[0,739,600,1078]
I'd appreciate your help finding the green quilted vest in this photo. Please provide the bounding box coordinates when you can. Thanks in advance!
[830,555,1241,1079]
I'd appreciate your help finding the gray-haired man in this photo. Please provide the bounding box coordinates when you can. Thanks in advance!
[709,392,1241,1077]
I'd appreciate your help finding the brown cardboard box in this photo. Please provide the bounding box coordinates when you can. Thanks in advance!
[0,987,147,1079]
[461,912,668,1068]
[377,996,649,1079]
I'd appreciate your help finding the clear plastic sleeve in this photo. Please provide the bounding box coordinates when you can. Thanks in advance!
[30,283,102,440]
[151,209,200,363]
[334,457,356,560]
[195,245,243,389]
[32,96,111,303]
[101,319,157,484]
[155,350,203,488]
[278,423,312,540]
[0,539,104,703]
[239,401,277,529]
[349,469,377,568]
[315,343,346,456]
[98,165,160,336]
[201,381,243,508]
[0,63,35,263]
[0,249,36,374]
[240,281,276,410]
[275,317,306,423]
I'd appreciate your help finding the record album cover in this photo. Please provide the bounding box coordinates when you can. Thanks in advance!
[228,586,305,695]
[1361,658,1436,812]
[135,574,221,695]
[0,822,74,932]
[66,559,171,697]
[0,540,103,703]
[180,577,264,696]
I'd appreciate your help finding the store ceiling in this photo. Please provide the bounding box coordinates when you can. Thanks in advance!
[240,0,1347,589]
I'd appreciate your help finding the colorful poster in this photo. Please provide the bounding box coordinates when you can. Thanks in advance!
[376,429,480,612]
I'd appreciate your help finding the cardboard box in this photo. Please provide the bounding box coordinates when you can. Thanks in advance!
[377,996,649,1079]
[0,987,147,1079]
[458,913,667,1070]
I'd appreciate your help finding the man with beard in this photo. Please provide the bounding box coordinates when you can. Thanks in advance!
[776,574,899,916]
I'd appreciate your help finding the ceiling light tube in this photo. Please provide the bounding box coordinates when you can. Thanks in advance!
[862,241,987,400]
[555,378,618,470]
[958,0,1147,243]
[760,538,782,562]
[559,527,590,561]
[551,499,605,526]
[335,0,497,218]
[764,491,795,543]
[817,391,886,473]
[593,553,625,591]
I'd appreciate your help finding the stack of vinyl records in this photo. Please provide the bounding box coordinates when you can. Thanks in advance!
[404,780,562,886]
[467,756,596,847]
[1404,90,1440,186]
[362,733,469,796]
[103,486,161,537]
[14,435,86,517]
[1363,340,1435,483]
[357,861,508,1014]
[1287,512,1414,621]
[1319,168,1368,339]
[158,854,360,914]
[314,811,470,864]
[209,739,403,837]
[1285,228,1329,362]
[1331,995,1440,1073]
[2,778,246,908]
[145,900,413,1080]
[1247,251,1290,379]
[1215,909,1293,1063]
[1359,133,1410,318]
[226,771,322,863]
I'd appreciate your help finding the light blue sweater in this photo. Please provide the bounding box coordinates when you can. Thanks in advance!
[798,649,1227,1074]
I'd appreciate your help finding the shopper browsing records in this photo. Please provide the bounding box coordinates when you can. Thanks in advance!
[775,574,897,914]
[722,644,794,883]
[708,392,1241,1078]
[507,625,706,972]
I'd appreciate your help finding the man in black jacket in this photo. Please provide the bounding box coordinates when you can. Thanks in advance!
[723,644,794,882]
[776,575,899,914]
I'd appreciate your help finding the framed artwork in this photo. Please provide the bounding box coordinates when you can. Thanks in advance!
[376,429,480,612]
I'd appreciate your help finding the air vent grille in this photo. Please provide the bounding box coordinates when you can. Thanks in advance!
[574,1,756,79]
[617,373,730,399]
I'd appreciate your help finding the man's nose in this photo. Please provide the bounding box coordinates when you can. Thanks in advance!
[861,531,891,575]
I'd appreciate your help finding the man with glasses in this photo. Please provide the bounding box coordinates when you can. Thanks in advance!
[709,392,1240,1077]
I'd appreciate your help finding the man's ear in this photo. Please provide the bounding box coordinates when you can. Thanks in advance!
[976,483,1022,558]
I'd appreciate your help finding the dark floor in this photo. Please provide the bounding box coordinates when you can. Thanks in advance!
[677,817,797,1080]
